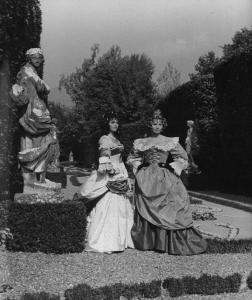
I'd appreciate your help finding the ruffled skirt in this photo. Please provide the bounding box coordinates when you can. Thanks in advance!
[132,212,207,255]
[132,164,207,255]
[85,191,134,253]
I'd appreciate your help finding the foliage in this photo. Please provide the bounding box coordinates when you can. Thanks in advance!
[159,75,221,187]
[71,121,148,167]
[7,201,86,254]
[163,273,242,297]
[222,27,252,59]
[65,280,161,300]
[156,61,181,97]
[247,271,252,290]
[0,0,42,81]
[214,53,252,191]
[20,292,60,300]
[59,45,156,137]
[48,102,81,160]
[206,239,252,254]
[189,51,220,80]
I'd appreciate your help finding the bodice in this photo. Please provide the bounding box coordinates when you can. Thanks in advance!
[143,148,169,165]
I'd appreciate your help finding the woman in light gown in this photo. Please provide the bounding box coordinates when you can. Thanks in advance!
[80,112,134,253]
[127,110,207,255]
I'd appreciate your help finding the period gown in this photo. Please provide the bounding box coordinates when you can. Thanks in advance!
[127,135,207,255]
[80,135,134,252]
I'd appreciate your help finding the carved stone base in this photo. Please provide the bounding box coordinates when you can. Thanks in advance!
[23,178,61,194]
[14,190,65,204]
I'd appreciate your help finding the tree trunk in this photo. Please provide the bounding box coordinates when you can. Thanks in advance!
[0,53,11,229]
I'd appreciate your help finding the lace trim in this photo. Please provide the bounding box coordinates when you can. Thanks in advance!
[99,135,123,150]
[133,137,179,152]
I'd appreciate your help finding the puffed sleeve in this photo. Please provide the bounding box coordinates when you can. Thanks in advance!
[127,139,143,175]
[169,141,189,176]
[97,136,114,174]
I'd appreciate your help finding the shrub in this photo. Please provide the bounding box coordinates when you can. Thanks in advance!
[65,280,161,300]
[0,0,42,82]
[162,273,241,297]
[247,271,252,290]
[206,239,252,254]
[7,201,86,254]
[20,292,60,300]
[214,53,252,192]
[159,75,222,189]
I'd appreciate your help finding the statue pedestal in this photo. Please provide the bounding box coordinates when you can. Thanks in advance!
[23,179,61,195]
[14,190,64,204]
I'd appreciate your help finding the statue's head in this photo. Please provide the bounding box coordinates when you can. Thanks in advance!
[26,48,44,68]
[187,120,194,128]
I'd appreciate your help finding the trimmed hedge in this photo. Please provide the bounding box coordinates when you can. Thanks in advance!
[65,280,161,300]
[163,273,242,297]
[206,239,252,254]
[65,273,244,299]
[4,272,252,299]
[6,201,86,254]
[4,292,60,300]
[214,53,252,192]
[20,292,60,300]
[159,75,222,189]
[247,271,252,290]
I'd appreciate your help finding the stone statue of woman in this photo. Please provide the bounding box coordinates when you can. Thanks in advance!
[185,120,201,175]
[10,48,60,192]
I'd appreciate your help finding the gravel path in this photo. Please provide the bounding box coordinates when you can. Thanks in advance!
[1,173,251,299]
[1,249,251,298]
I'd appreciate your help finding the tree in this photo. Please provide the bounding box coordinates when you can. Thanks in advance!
[156,62,181,97]
[60,45,156,137]
[0,0,42,81]
[222,27,252,59]
[189,51,220,80]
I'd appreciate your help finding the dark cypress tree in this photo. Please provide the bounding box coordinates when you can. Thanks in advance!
[0,0,42,81]
[0,0,42,228]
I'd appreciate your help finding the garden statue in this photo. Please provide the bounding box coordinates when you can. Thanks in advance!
[185,120,201,175]
[10,48,60,192]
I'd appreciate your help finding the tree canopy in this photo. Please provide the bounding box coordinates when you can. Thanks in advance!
[156,62,181,98]
[189,51,220,80]
[222,27,252,59]
[60,45,156,136]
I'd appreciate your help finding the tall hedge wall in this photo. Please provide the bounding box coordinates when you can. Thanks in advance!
[0,0,42,227]
[0,0,42,82]
[159,75,222,187]
[214,53,252,191]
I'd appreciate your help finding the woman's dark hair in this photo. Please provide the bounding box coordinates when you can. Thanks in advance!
[101,111,121,138]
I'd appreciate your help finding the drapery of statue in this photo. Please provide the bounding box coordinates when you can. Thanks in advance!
[10,48,61,193]
[185,120,201,175]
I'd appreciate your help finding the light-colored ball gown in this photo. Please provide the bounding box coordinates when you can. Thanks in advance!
[80,135,134,253]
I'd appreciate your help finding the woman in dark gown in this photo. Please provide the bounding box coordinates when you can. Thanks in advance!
[127,110,207,255]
